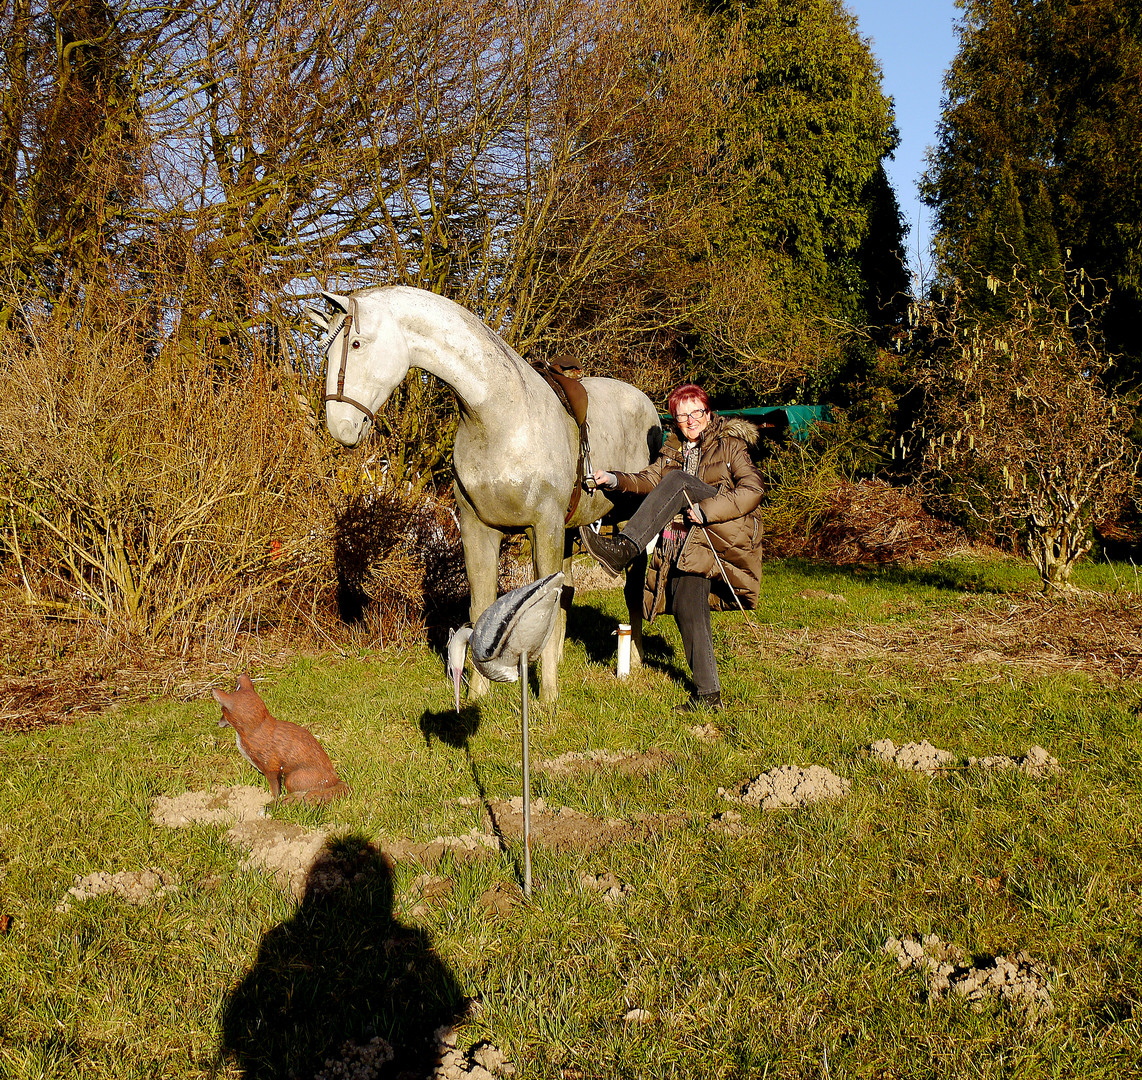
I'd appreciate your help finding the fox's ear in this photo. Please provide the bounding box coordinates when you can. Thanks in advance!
[212,688,227,705]
[237,674,255,692]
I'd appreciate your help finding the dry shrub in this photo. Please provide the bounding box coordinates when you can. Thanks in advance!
[798,480,966,565]
[761,438,963,565]
[329,488,467,645]
[0,314,332,641]
[0,310,474,652]
[760,438,851,558]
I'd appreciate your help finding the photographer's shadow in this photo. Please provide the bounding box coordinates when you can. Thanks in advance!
[218,834,468,1079]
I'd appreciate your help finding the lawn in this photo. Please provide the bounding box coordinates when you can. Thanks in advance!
[2,554,1141,1078]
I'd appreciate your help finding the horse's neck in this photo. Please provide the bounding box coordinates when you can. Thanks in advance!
[395,294,522,418]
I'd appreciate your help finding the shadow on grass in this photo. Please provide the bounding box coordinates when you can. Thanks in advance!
[419,705,481,750]
[776,556,1023,594]
[217,834,468,1079]
[567,596,690,686]
[419,704,523,888]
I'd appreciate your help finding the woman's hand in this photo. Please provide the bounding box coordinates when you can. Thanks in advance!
[591,469,619,490]
[685,503,705,525]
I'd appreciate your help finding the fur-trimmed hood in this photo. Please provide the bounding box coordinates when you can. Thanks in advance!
[704,413,759,446]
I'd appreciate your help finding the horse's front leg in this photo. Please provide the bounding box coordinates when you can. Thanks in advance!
[623,549,648,669]
[530,519,566,705]
[458,502,502,701]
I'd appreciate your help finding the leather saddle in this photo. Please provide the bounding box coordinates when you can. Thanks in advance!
[530,355,592,523]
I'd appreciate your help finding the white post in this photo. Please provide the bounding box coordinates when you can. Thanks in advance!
[616,623,632,677]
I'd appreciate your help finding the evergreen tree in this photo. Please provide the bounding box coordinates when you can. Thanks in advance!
[924,0,1142,377]
[684,0,910,397]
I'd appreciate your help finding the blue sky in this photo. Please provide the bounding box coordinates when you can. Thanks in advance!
[842,0,962,279]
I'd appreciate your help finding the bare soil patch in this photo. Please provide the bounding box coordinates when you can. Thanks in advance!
[56,867,179,912]
[148,786,686,900]
[748,592,1142,679]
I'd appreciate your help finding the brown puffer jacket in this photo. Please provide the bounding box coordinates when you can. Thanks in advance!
[613,414,764,619]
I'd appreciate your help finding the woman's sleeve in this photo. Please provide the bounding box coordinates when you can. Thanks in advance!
[613,453,670,495]
[697,440,764,523]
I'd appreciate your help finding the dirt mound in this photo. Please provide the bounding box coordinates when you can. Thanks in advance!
[151,785,271,826]
[315,1026,515,1080]
[579,872,632,902]
[886,933,1053,1017]
[871,740,1060,778]
[968,745,1060,777]
[870,739,957,773]
[799,588,847,603]
[707,809,747,835]
[720,765,850,809]
[57,867,178,912]
[483,797,683,853]
[226,819,330,899]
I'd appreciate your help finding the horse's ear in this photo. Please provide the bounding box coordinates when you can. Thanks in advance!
[304,306,329,331]
[321,290,351,314]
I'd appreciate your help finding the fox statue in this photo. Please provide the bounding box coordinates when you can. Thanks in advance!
[212,674,349,805]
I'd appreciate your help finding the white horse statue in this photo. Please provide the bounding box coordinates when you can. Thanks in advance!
[307,285,662,703]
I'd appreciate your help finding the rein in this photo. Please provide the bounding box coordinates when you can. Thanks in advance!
[323,296,377,424]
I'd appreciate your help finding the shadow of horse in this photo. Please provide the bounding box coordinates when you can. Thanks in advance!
[566,598,689,685]
[217,834,468,1079]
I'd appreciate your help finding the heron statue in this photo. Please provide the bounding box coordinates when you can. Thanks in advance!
[447,571,565,896]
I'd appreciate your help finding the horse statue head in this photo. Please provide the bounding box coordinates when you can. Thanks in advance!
[305,290,411,448]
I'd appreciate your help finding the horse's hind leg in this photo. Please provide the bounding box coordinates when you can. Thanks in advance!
[457,502,502,700]
[623,550,648,669]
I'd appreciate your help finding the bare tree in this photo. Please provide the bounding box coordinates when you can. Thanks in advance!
[906,267,1138,591]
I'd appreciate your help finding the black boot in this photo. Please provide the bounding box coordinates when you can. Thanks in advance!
[579,527,641,576]
[675,691,723,713]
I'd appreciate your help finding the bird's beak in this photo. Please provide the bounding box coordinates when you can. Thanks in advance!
[451,662,463,713]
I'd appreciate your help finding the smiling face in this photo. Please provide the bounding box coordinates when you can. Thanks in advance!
[673,396,710,440]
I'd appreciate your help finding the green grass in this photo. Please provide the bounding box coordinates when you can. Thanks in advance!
[3,557,1142,1078]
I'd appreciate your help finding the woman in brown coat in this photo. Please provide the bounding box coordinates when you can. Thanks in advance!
[579,384,764,711]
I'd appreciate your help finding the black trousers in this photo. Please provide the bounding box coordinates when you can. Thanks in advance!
[621,470,717,549]
[620,471,721,698]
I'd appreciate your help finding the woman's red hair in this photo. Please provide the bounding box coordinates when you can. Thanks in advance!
[667,383,710,417]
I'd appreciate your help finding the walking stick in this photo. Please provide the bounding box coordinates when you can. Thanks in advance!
[683,491,747,615]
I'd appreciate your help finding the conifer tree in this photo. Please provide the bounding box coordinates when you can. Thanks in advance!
[924,0,1142,377]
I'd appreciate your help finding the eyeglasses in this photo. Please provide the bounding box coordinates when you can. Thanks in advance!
[675,408,707,424]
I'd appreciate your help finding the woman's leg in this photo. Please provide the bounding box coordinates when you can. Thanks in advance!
[621,471,717,550]
[580,471,717,575]
[669,572,720,699]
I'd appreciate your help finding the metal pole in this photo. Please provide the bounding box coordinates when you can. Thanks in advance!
[520,649,532,897]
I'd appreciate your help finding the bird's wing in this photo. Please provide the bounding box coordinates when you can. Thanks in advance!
[470,572,565,680]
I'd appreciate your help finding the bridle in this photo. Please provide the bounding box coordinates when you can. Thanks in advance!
[322,296,377,425]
